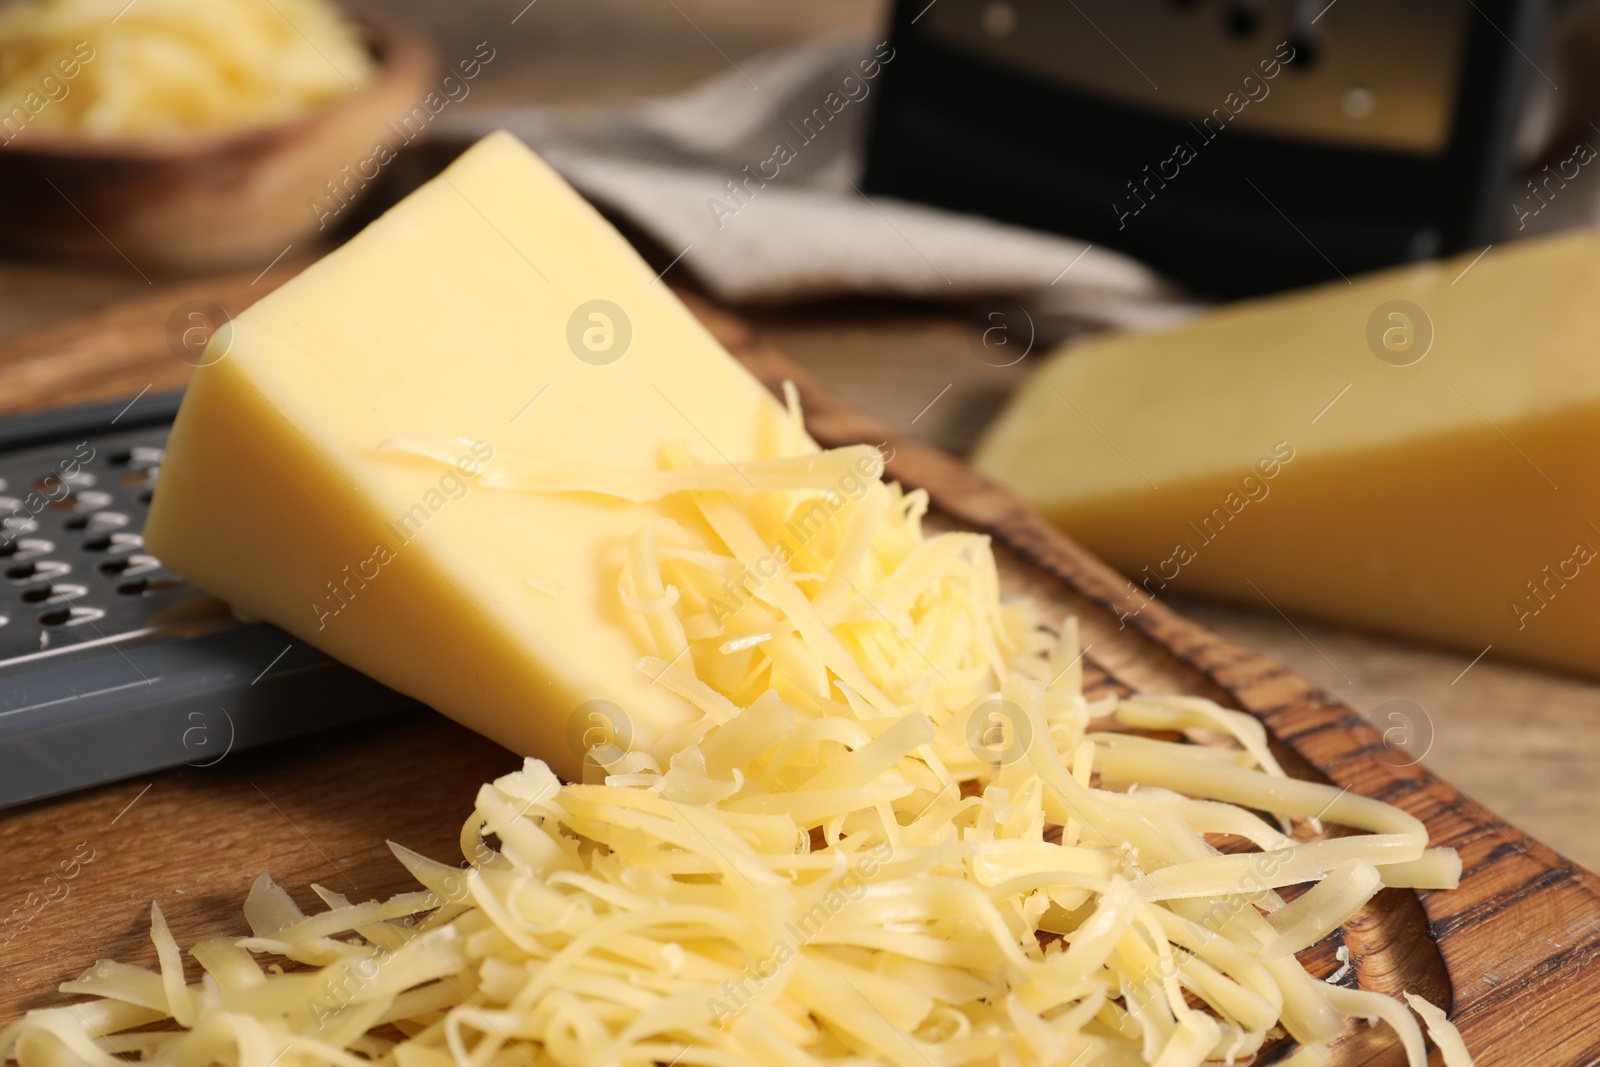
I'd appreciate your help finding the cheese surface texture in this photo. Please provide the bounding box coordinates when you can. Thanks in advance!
[145,131,791,775]
[973,233,1600,675]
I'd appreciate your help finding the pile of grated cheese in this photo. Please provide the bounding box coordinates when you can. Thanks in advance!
[2,390,1474,1067]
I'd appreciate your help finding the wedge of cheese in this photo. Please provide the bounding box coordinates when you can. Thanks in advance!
[145,131,793,777]
[973,233,1600,676]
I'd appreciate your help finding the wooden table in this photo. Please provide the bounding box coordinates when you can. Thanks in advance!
[2,0,1596,1023]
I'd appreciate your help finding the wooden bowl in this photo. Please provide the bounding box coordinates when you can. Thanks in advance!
[0,11,438,274]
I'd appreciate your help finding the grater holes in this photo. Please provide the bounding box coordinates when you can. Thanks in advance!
[34,471,95,492]
[51,489,114,513]
[106,446,163,470]
[64,511,129,535]
[83,531,142,554]
[20,582,86,605]
[38,604,105,628]
[0,538,52,561]
[1223,2,1259,37]
[0,428,179,663]
[98,554,159,578]
[7,559,68,582]
[116,576,181,597]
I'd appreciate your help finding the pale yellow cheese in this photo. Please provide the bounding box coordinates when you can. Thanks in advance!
[33,135,1470,1063]
[24,406,1465,1066]
[145,130,793,776]
[973,233,1600,676]
[0,0,373,137]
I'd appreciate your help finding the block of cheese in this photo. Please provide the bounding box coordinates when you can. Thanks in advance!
[144,131,794,777]
[974,232,1600,676]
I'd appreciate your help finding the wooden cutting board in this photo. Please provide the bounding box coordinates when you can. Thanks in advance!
[0,286,1596,1065]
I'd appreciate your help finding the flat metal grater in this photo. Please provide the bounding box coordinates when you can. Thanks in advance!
[0,392,419,810]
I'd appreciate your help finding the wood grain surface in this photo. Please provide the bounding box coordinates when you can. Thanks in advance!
[1,289,1598,1064]
[0,268,284,416]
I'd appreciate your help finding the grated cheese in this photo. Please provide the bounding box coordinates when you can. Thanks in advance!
[1,398,1474,1067]
[1404,992,1475,1067]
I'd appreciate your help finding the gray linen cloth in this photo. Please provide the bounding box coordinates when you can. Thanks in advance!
[436,34,1197,336]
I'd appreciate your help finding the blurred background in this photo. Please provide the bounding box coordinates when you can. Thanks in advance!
[2,0,1598,870]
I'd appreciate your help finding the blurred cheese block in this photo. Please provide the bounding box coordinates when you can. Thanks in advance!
[973,233,1600,676]
[145,131,790,775]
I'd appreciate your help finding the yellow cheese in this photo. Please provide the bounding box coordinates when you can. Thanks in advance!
[145,131,793,777]
[28,134,1470,1064]
[26,384,1466,1066]
[0,0,373,137]
[973,233,1600,676]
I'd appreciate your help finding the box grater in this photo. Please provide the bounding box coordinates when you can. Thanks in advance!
[864,0,1546,296]
[0,391,418,809]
